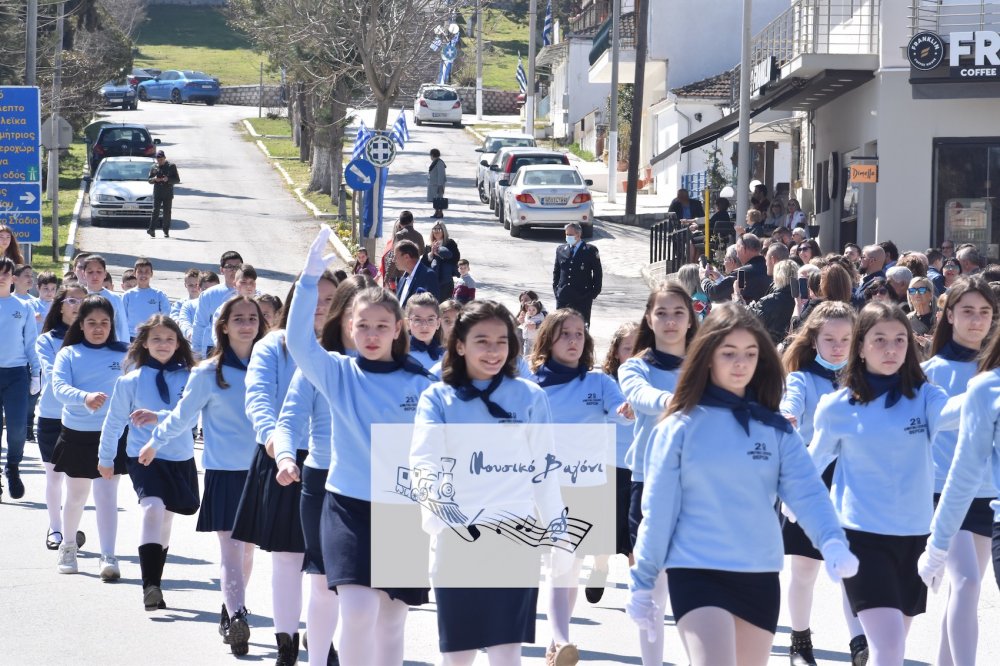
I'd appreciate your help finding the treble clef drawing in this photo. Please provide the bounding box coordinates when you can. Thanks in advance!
[545,507,569,543]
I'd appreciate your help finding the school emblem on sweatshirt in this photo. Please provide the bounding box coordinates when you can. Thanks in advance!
[904,417,928,436]
[400,394,419,412]
[583,392,600,407]
[109,361,122,371]
[748,442,772,461]
[12,310,22,319]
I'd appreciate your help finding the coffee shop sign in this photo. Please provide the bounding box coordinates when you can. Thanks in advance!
[909,30,1000,79]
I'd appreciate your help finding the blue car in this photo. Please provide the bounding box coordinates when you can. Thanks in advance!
[137,70,221,105]
[100,80,138,109]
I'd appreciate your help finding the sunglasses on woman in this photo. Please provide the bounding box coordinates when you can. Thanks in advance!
[908,287,930,295]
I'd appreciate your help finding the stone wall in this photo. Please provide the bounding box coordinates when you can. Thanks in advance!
[454,87,521,115]
[148,0,225,5]
[219,84,284,107]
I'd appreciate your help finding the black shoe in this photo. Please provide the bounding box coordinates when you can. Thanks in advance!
[584,566,608,603]
[143,585,163,611]
[147,229,155,238]
[275,632,299,665]
[5,466,24,500]
[218,604,231,643]
[789,629,817,666]
[227,607,251,656]
[849,635,869,666]
[327,645,340,666]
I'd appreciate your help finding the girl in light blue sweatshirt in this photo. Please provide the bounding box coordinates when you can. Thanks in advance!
[50,295,128,580]
[629,303,855,666]
[141,295,265,656]
[917,277,996,666]
[98,314,197,613]
[406,291,445,371]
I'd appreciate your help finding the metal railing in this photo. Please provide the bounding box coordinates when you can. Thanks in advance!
[569,0,610,36]
[910,1,1000,36]
[649,214,686,270]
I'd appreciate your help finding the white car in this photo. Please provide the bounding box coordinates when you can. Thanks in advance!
[475,132,535,203]
[413,85,462,126]
[87,156,157,225]
[500,165,595,238]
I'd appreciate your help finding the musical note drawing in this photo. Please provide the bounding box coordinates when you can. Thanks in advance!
[546,507,569,542]
[474,508,591,553]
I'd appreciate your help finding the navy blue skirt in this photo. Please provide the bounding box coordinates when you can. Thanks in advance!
[615,467,632,556]
[320,490,428,606]
[667,567,781,633]
[934,493,995,539]
[127,456,200,515]
[782,463,836,559]
[300,464,327,575]
[436,587,538,653]
[36,416,61,463]
[196,469,249,533]
[628,480,644,551]
[842,529,927,617]
[232,445,308,552]
[52,426,127,479]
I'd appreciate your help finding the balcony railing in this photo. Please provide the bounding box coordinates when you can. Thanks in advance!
[588,10,636,66]
[910,1,1000,36]
[569,0,610,36]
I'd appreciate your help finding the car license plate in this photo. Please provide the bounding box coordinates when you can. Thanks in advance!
[202,84,214,89]
[122,203,139,210]
[432,112,446,117]
[542,197,568,205]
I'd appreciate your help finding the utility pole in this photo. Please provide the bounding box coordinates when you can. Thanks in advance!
[476,0,483,120]
[625,0,649,217]
[26,0,37,85]
[526,0,537,135]
[737,0,753,226]
[607,0,620,204]
[48,2,65,262]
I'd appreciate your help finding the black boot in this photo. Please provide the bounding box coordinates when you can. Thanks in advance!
[5,466,24,500]
[327,645,340,666]
[227,606,251,656]
[157,547,168,609]
[218,604,231,643]
[138,543,163,611]
[789,629,817,666]
[849,634,869,666]
[275,632,299,665]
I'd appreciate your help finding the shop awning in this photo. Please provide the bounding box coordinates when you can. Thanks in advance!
[721,113,800,143]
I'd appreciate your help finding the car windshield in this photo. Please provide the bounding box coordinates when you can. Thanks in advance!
[97,162,152,181]
[103,80,128,87]
[184,71,212,80]
[99,128,150,145]
[423,88,458,101]
[520,170,582,186]
[512,156,567,171]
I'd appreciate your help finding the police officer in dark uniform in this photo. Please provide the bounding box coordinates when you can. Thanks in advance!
[147,150,181,238]
[552,222,603,326]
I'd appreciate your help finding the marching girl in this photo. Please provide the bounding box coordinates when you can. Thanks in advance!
[50,295,128,579]
[778,301,867,666]
[527,309,632,662]
[142,295,265,656]
[35,284,88,551]
[285,228,434,666]
[231,270,339,665]
[809,302,963,666]
[97,315,198,612]
[406,292,445,371]
[439,299,462,344]
[916,276,996,666]
[629,304,856,666]
[411,299,564,666]
[273,276,367,666]
[617,281,697,665]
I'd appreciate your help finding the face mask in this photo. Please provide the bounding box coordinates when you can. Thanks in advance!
[565,236,578,247]
[814,352,848,371]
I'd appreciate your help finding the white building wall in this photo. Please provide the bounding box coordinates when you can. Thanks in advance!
[650,98,729,198]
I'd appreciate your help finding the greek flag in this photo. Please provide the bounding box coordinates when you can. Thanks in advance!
[516,54,527,93]
[542,0,553,47]
[351,121,372,161]
[391,109,410,148]
[438,59,452,84]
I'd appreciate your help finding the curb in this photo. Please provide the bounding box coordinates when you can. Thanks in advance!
[61,168,89,272]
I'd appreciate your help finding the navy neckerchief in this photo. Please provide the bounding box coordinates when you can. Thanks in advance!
[698,382,792,435]
[50,324,68,340]
[221,346,249,372]
[357,355,434,379]
[455,373,513,420]
[81,338,128,352]
[146,358,187,404]
[859,370,915,408]
[804,359,839,388]
[410,336,444,361]
[937,339,979,363]
[534,359,587,387]
[643,348,683,371]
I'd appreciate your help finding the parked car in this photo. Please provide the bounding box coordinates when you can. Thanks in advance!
[488,148,571,223]
[86,157,158,226]
[413,84,462,126]
[127,67,161,86]
[500,165,595,238]
[89,123,159,173]
[475,132,535,203]
[137,70,221,105]
[99,80,138,110]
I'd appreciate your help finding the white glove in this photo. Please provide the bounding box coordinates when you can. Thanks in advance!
[625,588,661,637]
[781,503,797,524]
[917,543,949,592]
[303,226,338,278]
[821,539,859,583]
[29,375,41,395]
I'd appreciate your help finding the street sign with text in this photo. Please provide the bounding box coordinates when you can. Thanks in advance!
[0,87,42,242]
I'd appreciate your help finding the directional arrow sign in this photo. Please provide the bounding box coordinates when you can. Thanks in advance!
[0,183,41,211]
[0,87,42,243]
[344,158,376,192]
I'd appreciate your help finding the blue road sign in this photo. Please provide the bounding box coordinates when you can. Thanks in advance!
[442,44,458,62]
[0,87,42,243]
[345,158,376,192]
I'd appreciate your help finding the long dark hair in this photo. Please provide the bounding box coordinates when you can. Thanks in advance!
[442,300,519,386]
[0,224,25,264]
[843,302,925,404]
[602,321,640,377]
[208,296,265,388]
[668,303,784,414]
[782,301,856,372]
[528,308,594,372]
[125,314,196,372]
[62,295,117,347]
[42,284,87,334]
[320,275,370,352]
[634,281,698,356]
[931,275,997,357]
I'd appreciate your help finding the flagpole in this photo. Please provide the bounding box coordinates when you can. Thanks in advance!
[607,0,620,204]
[476,0,483,120]
[526,0,537,135]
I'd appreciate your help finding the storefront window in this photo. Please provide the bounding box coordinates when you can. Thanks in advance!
[933,139,1000,257]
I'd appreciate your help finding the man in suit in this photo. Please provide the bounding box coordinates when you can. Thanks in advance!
[553,223,602,326]
[394,240,438,307]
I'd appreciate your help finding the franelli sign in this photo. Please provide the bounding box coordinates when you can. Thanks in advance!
[908,30,1000,80]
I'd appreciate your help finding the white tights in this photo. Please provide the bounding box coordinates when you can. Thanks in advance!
[63,475,120,554]
[43,462,63,533]
[786,555,864,637]
[676,606,773,666]
[857,608,912,666]
[548,556,583,645]
[337,585,408,666]
[639,570,669,666]
[306,573,339,662]
[440,643,521,666]
[139,496,174,547]
[271,551,304,635]
[937,530,991,666]
[216,531,255,612]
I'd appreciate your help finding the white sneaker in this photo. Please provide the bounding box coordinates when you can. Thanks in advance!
[57,543,78,574]
[99,554,121,581]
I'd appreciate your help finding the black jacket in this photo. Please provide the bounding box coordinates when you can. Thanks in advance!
[748,284,795,345]
[421,238,461,300]
[395,261,439,306]
[148,161,180,198]
[701,255,771,303]
[668,198,705,221]
[553,242,602,303]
